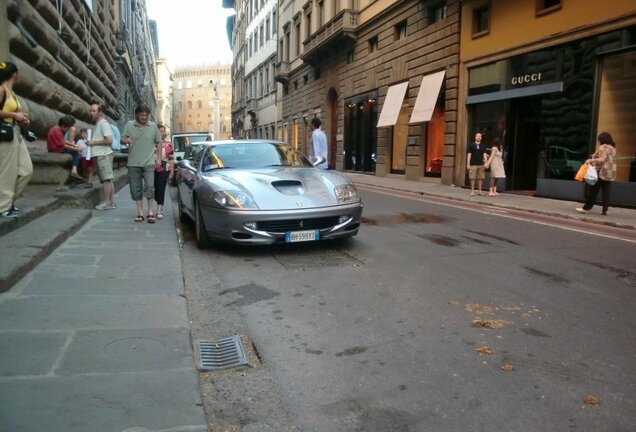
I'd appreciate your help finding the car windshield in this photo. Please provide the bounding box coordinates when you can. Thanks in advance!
[172,134,212,152]
[201,142,312,171]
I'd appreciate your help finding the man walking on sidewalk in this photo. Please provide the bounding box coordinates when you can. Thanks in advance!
[310,117,328,170]
[87,104,115,210]
[122,104,162,224]
[466,132,488,196]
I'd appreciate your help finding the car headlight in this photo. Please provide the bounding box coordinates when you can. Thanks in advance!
[334,184,360,204]
[212,191,258,209]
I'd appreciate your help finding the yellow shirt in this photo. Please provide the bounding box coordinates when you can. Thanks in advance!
[1,85,20,123]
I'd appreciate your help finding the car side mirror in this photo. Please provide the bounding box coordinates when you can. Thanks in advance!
[312,156,326,167]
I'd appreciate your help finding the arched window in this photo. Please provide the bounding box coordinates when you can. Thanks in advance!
[197,100,202,109]
[187,101,192,109]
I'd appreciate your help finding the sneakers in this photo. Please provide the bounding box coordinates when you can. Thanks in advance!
[95,202,117,211]
[0,209,19,218]
[575,207,588,214]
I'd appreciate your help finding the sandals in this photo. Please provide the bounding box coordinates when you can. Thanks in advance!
[147,215,156,224]
[134,215,145,222]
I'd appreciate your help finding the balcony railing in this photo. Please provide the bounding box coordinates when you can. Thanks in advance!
[274,61,291,85]
[302,9,358,65]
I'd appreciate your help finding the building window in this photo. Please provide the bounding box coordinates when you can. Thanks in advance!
[295,21,301,57]
[186,80,192,88]
[428,2,447,24]
[197,100,202,109]
[272,10,277,37]
[368,36,378,53]
[187,101,192,109]
[260,24,264,46]
[265,66,270,92]
[394,20,407,41]
[347,50,354,64]
[472,4,490,38]
[305,10,312,40]
[284,24,291,61]
[536,0,561,16]
[317,0,324,27]
[266,17,270,39]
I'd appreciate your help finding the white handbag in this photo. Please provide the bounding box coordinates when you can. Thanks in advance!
[584,164,598,185]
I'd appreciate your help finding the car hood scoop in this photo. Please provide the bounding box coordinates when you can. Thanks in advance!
[271,180,304,196]
[209,167,350,210]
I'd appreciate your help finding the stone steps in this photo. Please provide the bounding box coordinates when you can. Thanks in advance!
[0,165,129,292]
[0,208,92,292]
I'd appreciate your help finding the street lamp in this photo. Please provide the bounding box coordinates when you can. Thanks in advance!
[210,80,221,141]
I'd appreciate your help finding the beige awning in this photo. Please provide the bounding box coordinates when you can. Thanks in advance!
[377,81,409,128]
[409,70,446,124]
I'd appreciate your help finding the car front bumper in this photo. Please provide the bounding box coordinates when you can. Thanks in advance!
[199,202,363,244]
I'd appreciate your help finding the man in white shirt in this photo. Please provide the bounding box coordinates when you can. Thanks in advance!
[86,104,114,210]
[310,117,328,170]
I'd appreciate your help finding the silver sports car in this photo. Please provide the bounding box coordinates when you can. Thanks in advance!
[176,140,363,247]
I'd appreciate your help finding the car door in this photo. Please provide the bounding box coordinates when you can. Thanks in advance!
[180,147,204,217]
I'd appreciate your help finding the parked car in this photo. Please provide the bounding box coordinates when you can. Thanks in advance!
[172,132,214,162]
[172,143,207,186]
[176,140,363,247]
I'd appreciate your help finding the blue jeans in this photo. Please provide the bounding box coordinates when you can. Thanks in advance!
[64,149,80,167]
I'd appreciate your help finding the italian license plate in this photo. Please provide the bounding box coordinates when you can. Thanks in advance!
[285,229,319,243]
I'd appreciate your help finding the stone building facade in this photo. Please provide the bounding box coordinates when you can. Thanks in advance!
[458,0,636,205]
[275,0,460,183]
[155,58,173,131]
[227,0,281,140]
[0,0,157,161]
[172,65,232,140]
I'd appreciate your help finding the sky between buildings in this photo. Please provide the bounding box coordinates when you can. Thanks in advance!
[147,0,234,68]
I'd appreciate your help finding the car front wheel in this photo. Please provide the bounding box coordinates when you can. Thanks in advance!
[194,200,211,249]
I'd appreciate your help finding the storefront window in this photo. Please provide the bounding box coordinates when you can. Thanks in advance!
[597,50,636,182]
[391,103,409,174]
[424,106,445,177]
[344,96,378,172]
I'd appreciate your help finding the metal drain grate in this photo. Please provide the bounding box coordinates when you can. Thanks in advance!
[274,249,364,270]
[196,336,248,371]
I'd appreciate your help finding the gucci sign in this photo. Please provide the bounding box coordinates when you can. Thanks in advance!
[511,73,542,85]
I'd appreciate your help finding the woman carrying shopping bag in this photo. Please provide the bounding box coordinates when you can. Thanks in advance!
[576,132,617,216]
[0,62,33,218]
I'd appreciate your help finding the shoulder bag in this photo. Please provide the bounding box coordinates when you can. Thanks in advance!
[0,90,14,142]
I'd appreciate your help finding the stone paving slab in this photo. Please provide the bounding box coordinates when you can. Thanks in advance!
[58,328,194,374]
[0,331,68,376]
[0,370,207,432]
[0,295,188,331]
[21,276,184,296]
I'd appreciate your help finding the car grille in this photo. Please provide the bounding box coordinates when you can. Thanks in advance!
[257,216,341,232]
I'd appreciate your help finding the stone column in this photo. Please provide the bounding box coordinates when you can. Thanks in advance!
[0,0,9,60]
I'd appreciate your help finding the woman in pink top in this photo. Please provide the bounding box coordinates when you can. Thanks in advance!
[154,124,174,219]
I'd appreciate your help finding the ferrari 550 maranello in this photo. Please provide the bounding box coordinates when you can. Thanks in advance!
[176,140,363,247]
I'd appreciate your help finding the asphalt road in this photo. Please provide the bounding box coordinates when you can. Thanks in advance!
[176,188,636,432]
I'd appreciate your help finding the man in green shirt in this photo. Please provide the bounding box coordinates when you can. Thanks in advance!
[122,104,162,223]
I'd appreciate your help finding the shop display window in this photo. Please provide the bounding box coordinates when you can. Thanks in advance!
[597,50,636,182]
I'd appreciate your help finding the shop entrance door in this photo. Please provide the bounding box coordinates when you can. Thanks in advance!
[506,97,542,191]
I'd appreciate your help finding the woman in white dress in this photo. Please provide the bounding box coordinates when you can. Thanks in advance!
[487,139,506,196]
